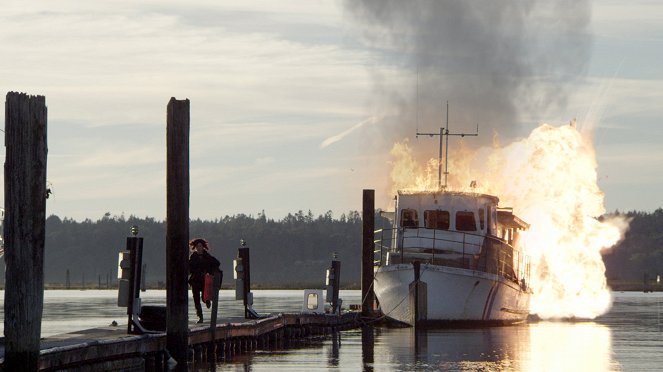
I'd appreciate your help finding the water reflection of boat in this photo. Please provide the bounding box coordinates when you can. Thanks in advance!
[365,321,613,371]
[370,326,529,370]
[373,191,532,326]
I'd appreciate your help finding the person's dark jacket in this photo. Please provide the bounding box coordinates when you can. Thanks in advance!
[188,251,220,287]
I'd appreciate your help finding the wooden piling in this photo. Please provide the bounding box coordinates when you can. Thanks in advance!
[361,189,376,317]
[3,92,48,371]
[208,270,222,364]
[409,261,427,326]
[166,97,190,364]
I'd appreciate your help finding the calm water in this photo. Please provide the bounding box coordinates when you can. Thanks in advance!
[1,290,662,371]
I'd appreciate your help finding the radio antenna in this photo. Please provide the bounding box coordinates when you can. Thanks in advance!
[416,66,419,136]
[415,101,479,189]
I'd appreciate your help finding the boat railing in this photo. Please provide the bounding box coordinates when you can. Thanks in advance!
[373,227,526,286]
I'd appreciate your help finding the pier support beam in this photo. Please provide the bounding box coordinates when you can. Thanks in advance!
[361,189,376,317]
[166,97,190,364]
[4,92,48,371]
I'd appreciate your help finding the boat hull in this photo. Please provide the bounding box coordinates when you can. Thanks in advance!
[374,263,530,326]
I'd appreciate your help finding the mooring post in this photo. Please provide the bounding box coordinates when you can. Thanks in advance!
[3,92,48,371]
[124,230,144,334]
[409,261,427,327]
[326,258,341,314]
[235,243,258,318]
[361,189,376,317]
[208,270,222,364]
[166,97,190,364]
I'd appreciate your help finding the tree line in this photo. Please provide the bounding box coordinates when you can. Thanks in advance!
[30,210,391,289]
[0,208,659,289]
[603,208,663,283]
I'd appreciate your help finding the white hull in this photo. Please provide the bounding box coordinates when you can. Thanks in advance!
[374,263,530,326]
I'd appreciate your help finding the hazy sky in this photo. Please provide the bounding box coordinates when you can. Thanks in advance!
[1,0,661,221]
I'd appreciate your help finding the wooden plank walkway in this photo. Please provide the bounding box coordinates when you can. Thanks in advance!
[0,312,361,371]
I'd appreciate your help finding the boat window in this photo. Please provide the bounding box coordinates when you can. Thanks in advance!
[400,209,419,228]
[478,208,485,230]
[424,210,450,230]
[456,211,477,231]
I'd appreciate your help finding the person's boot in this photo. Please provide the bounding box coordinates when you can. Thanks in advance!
[197,314,203,323]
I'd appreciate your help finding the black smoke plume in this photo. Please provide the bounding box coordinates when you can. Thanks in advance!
[343,0,592,155]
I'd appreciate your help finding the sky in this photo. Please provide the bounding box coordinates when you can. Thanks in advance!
[1,0,661,221]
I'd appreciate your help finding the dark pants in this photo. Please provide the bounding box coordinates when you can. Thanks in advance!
[191,282,204,318]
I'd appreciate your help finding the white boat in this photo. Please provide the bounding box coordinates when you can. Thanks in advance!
[373,190,532,326]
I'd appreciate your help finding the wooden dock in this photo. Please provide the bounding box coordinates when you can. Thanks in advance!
[0,312,361,371]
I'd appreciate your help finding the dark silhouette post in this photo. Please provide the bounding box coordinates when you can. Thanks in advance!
[409,261,427,326]
[125,234,144,334]
[166,97,190,364]
[362,189,376,317]
[326,258,341,314]
[207,270,222,364]
[4,92,48,371]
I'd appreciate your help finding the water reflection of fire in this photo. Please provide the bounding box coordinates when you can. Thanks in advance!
[527,322,613,371]
[389,123,629,319]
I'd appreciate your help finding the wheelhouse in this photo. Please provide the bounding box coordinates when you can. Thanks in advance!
[375,191,530,288]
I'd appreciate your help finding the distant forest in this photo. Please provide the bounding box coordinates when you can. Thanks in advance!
[1,208,661,289]
[4,210,390,289]
[603,209,663,283]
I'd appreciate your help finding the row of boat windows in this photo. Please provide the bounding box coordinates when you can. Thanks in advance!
[401,208,486,232]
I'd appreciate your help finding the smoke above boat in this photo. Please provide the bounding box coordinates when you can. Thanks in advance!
[342,0,592,152]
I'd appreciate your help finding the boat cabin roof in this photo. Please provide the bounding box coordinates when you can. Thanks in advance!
[497,209,530,230]
[397,190,499,206]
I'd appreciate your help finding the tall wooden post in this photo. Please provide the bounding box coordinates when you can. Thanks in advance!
[4,92,48,371]
[361,189,375,317]
[166,97,190,364]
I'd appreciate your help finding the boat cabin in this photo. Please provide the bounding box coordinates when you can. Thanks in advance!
[376,191,530,285]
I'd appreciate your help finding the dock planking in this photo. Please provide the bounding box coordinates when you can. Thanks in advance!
[0,312,361,370]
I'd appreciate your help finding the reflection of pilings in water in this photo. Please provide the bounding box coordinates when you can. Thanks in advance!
[191,323,361,365]
[362,326,375,372]
[414,328,428,361]
[328,330,340,367]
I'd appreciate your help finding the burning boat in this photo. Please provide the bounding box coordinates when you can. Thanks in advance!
[373,190,532,326]
[372,106,532,326]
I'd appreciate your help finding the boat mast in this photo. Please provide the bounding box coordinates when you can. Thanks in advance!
[416,102,478,189]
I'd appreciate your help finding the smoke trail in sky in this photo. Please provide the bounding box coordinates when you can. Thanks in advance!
[320,116,377,149]
[343,0,592,153]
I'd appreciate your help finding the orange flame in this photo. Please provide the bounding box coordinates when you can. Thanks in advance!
[389,123,629,319]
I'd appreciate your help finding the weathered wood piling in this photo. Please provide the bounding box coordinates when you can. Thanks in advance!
[3,92,48,371]
[362,189,376,317]
[166,97,191,364]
